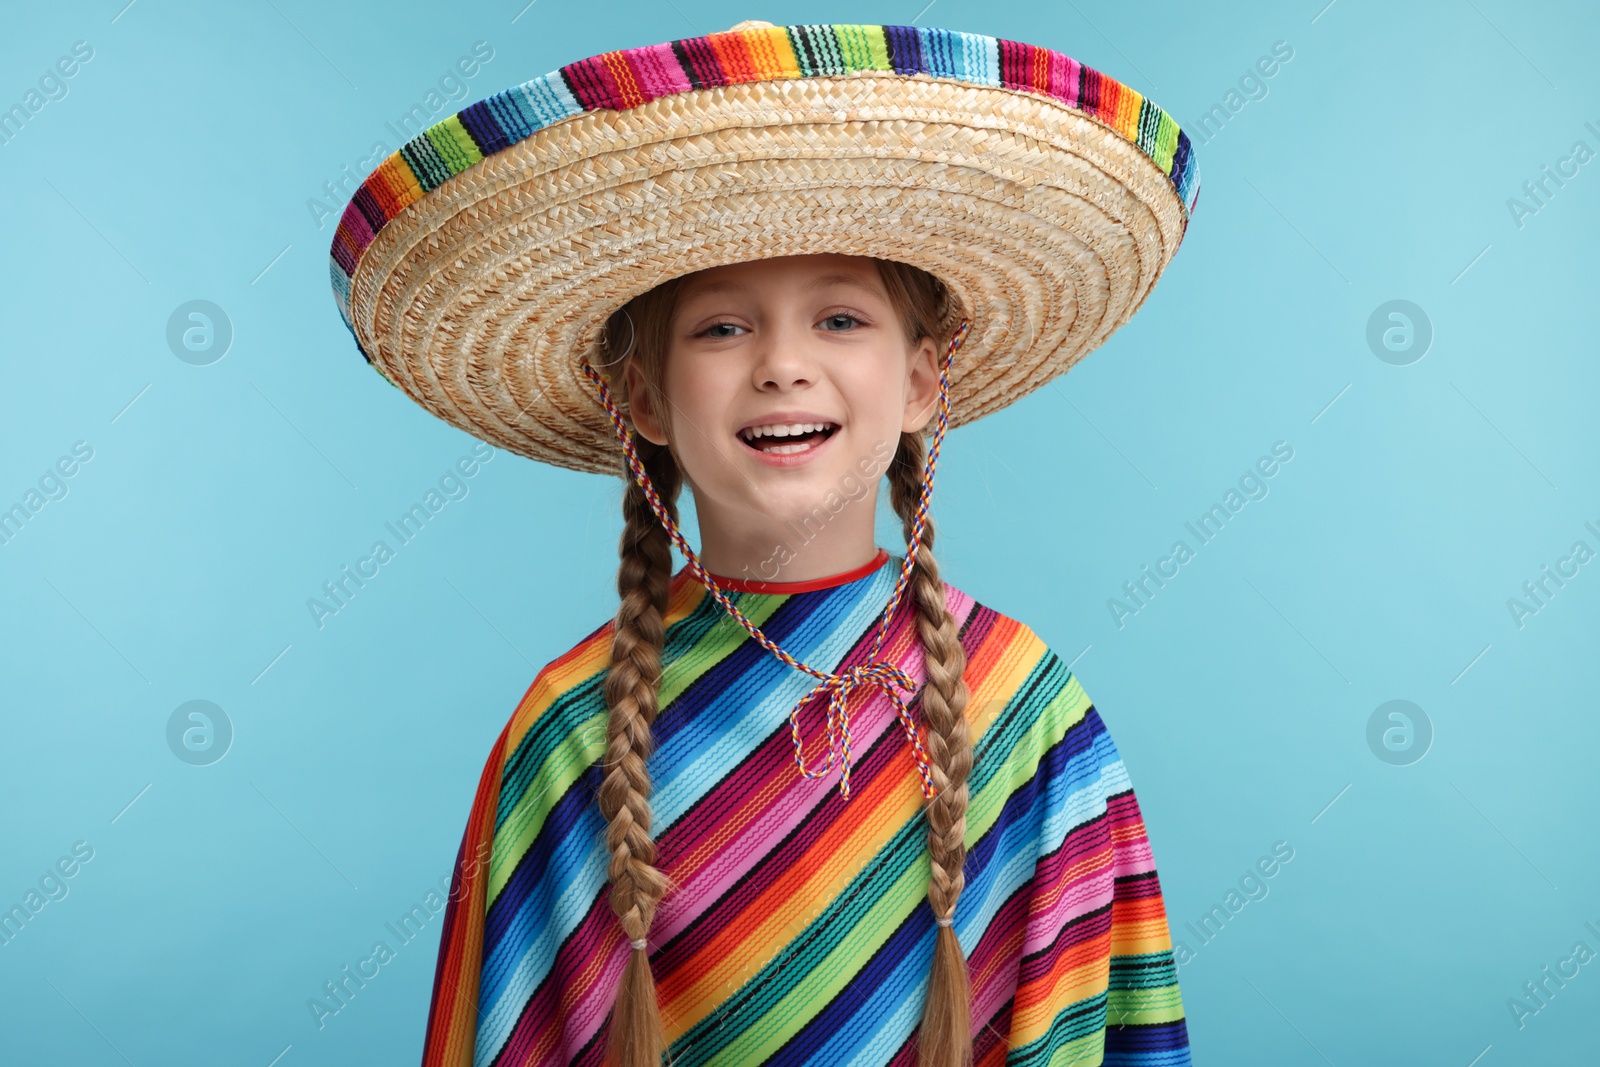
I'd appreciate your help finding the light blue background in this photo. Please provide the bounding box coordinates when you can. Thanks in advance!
[3,1,1597,1064]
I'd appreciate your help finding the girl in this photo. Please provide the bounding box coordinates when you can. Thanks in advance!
[328,20,1200,1067]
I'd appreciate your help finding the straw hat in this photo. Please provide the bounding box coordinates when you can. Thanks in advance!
[328,20,1200,476]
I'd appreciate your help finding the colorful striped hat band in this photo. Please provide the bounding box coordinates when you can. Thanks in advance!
[578,315,974,801]
[328,21,1199,477]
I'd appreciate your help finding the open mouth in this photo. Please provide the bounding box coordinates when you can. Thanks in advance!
[737,421,840,456]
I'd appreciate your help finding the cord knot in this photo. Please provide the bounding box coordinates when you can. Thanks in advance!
[788,659,935,801]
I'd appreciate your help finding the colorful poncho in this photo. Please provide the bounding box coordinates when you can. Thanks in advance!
[421,549,1190,1066]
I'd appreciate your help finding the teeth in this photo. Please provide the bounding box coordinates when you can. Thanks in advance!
[739,421,833,441]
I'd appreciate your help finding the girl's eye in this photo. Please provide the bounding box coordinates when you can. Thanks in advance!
[697,315,865,338]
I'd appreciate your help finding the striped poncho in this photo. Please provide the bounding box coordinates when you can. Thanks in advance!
[421,549,1190,1066]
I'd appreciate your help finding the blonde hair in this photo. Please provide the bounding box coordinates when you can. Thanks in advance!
[594,258,974,1067]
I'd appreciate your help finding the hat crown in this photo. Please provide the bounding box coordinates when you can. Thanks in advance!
[329,21,1201,476]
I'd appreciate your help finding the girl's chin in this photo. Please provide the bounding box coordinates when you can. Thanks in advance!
[693,468,869,521]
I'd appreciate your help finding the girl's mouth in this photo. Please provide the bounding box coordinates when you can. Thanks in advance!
[737,421,840,456]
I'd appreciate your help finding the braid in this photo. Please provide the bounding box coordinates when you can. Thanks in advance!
[599,434,681,1067]
[889,430,974,1067]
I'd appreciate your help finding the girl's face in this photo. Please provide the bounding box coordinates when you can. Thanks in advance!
[624,254,941,551]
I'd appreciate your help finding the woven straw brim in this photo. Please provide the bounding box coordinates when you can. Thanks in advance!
[343,67,1191,476]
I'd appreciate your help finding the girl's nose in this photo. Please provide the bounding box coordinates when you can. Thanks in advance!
[751,327,817,389]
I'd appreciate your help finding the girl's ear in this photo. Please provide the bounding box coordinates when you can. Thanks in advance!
[901,335,942,434]
[622,361,670,445]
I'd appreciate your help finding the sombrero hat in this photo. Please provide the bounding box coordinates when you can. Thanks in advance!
[328,19,1200,476]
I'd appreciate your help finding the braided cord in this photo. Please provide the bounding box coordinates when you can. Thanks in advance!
[578,317,972,800]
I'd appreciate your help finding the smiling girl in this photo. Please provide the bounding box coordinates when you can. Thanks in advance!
[620,255,942,583]
[330,20,1199,1067]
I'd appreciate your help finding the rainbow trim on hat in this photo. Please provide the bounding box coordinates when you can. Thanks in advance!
[329,22,1200,374]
